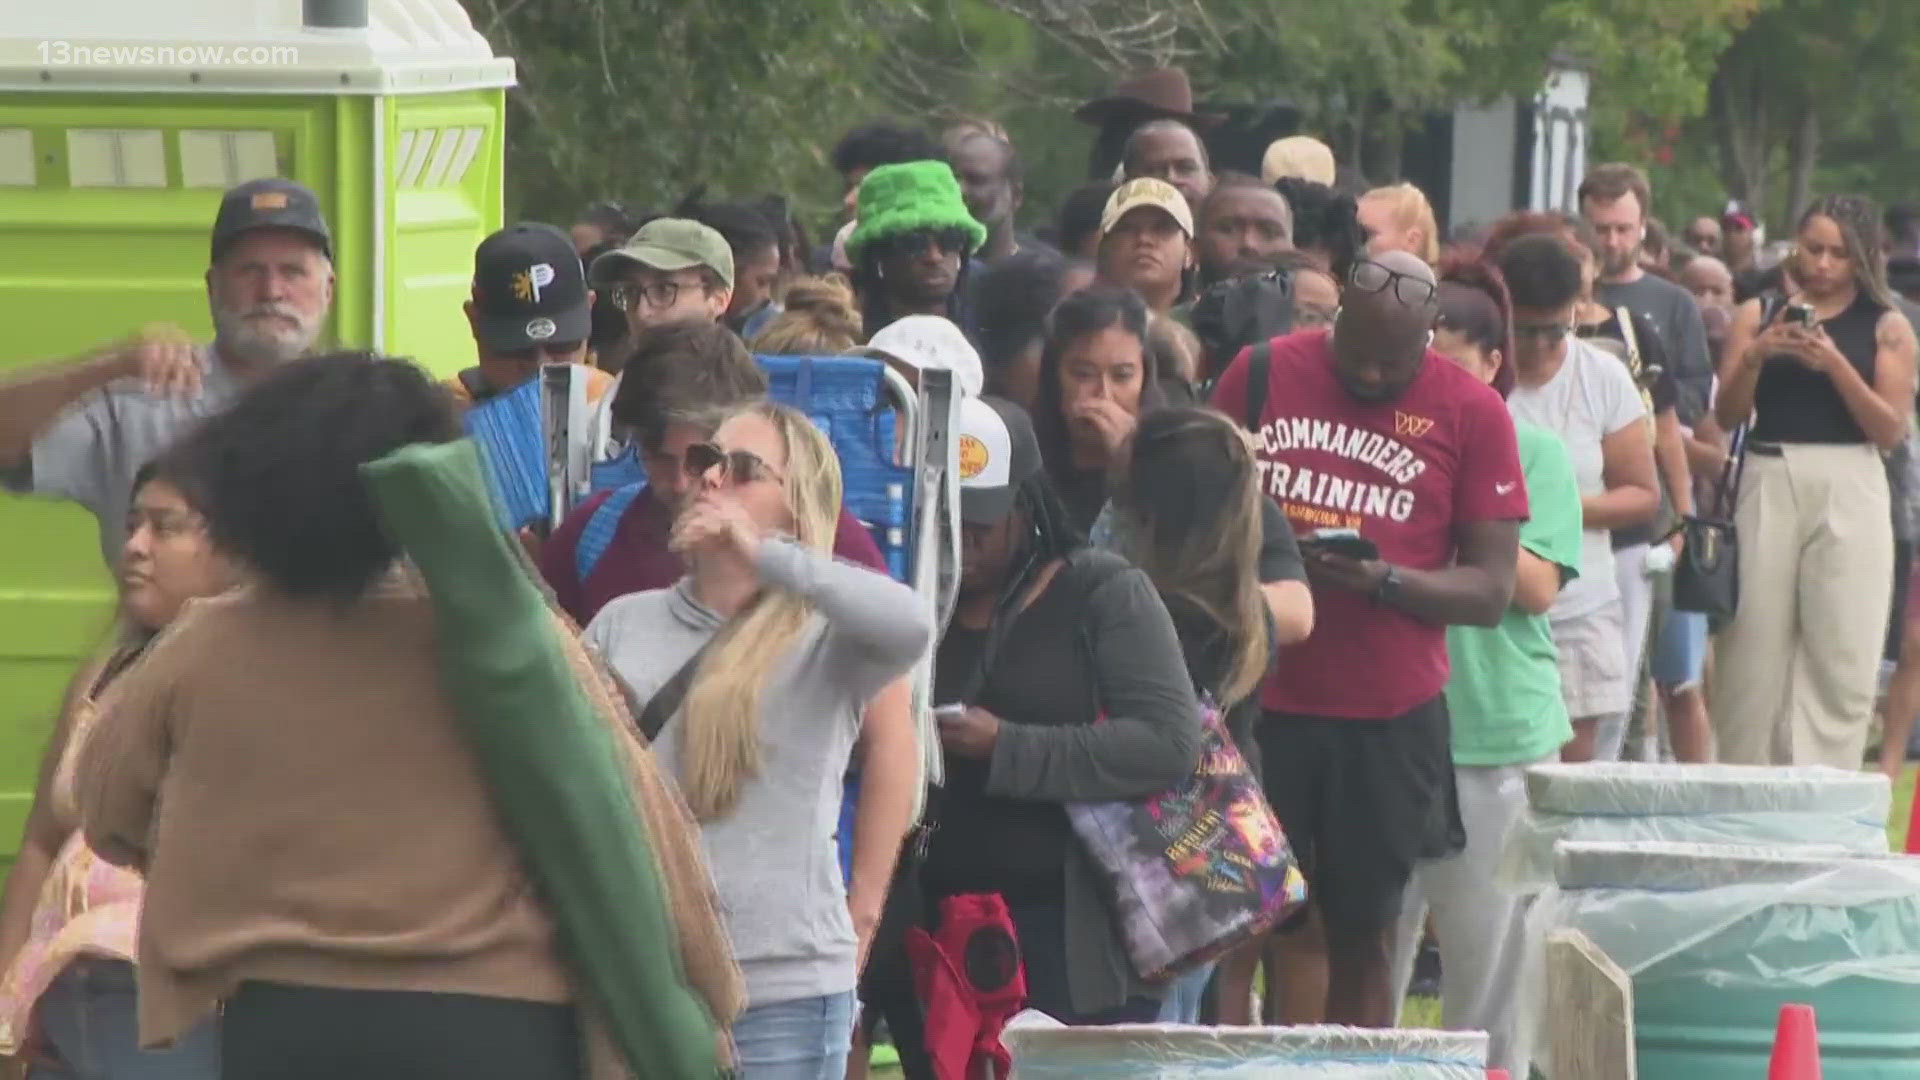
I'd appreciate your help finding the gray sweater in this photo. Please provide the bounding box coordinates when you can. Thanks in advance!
[583,538,932,1007]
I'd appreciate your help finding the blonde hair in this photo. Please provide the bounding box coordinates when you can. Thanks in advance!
[676,401,842,820]
[1362,182,1441,265]
[750,275,864,355]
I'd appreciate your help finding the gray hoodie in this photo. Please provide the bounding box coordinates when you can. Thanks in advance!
[583,538,931,1007]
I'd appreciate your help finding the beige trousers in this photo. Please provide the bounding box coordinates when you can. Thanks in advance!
[1712,443,1893,768]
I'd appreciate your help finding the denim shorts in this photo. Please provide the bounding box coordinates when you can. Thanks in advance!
[28,958,220,1080]
[732,990,855,1080]
[1652,608,1709,690]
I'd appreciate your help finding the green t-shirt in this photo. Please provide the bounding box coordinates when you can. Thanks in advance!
[1445,421,1584,766]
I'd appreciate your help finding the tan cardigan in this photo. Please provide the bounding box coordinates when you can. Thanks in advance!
[78,575,744,1073]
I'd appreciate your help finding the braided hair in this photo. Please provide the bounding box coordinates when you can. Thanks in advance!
[1798,194,1896,308]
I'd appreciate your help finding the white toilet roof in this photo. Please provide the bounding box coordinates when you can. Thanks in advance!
[0,0,514,94]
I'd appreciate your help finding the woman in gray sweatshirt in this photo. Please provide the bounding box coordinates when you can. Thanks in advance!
[583,401,931,1080]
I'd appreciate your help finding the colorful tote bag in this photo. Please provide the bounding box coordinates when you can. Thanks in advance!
[1066,697,1308,983]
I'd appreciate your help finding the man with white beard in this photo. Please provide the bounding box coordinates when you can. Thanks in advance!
[0,178,335,563]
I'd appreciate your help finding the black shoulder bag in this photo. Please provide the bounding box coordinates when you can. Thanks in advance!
[1668,426,1747,621]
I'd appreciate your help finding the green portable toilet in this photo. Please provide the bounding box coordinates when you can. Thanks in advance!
[0,0,514,875]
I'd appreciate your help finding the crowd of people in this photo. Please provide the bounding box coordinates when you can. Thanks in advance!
[0,62,1915,1080]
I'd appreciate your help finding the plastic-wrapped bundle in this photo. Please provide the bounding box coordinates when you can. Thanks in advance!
[1525,842,1920,1079]
[1002,1011,1487,1079]
[1498,763,1890,892]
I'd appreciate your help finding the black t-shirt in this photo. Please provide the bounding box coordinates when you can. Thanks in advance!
[926,552,1192,903]
[1580,309,1677,549]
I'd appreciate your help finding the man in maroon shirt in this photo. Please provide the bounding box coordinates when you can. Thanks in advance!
[539,320,888,623]
[1210,249,1526,1027]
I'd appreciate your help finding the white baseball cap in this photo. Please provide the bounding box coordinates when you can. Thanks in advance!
[859,315,984,398]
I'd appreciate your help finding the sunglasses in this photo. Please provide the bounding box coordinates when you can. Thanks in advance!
[684,442,783,486]
[1348,258,1437,307]
[883,229,972,259]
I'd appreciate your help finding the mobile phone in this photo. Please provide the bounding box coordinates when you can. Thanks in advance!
[1783,303,1817,328]
[934,703,968,723]
[1303,527,1380,561]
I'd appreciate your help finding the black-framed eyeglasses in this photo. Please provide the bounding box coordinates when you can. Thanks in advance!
[1349,258,1437,307]
[1512,321,1572,343]
[685,442,784,486]
[610,279,706,313]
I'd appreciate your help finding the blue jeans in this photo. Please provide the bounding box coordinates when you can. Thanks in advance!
[732,990,855,1080]
[1155,962,1216,1024]
[28,959,220,1080]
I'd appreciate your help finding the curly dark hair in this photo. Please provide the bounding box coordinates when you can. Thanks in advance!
[1056,181,1118,258]
[167,352,459,602]
[973,247,1076,372]
[831,122,943,179]
[1274,177,1367,282]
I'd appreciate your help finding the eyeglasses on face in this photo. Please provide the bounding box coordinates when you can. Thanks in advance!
[1348,258,1437,307]
[610,278,707,313]
[684,442,783,486]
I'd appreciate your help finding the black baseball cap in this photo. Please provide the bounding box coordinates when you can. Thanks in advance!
[210,178,332,264]
[470,223,593,353]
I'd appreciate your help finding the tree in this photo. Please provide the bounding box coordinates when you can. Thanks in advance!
[1182,0,1755,184]
[1707,0,1920,226]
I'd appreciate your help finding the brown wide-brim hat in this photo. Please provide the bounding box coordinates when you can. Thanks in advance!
[1074,67,1225,129]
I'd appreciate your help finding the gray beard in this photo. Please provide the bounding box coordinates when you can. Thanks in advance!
[212,313,318,368]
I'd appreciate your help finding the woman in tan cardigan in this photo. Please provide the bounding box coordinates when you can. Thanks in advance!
[78,353,741,1080]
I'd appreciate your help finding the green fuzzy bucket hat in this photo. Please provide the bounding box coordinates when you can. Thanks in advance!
[847,160,987,263]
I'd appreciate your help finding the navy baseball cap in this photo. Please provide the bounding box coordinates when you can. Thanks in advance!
[210,178,332,263]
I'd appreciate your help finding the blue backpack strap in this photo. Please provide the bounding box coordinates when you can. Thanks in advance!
[574,481,648,584]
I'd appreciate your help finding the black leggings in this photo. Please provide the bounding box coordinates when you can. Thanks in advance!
[221,982,581,1080]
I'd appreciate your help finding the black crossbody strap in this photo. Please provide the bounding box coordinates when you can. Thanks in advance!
[1244,338,1272,434]
[634,640,714,742]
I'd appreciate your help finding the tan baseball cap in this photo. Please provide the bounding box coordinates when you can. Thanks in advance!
[1262,135,1337,186]
[1100,178,1193,238]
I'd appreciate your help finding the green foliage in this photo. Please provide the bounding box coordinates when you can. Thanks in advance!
[459,0,1911,244]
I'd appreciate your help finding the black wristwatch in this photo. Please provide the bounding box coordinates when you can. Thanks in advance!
[1371,564,1402,605]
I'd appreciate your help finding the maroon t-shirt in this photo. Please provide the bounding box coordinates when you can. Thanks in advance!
[1211,330,1528,719]
[539,484,889,625]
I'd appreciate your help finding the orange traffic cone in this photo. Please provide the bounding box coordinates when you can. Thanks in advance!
[1768,1003,1822,1079]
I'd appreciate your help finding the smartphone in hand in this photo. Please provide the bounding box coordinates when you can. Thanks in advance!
[1302,527,1380,562]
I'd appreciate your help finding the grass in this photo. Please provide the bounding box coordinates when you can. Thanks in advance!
[864,764,1920,1076]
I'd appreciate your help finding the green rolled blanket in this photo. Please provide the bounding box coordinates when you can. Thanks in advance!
[360,439,725,1079]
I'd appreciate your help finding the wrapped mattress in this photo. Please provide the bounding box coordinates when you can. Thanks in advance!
[1499,763,1890,892]
[1003,1011,1487,1079]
